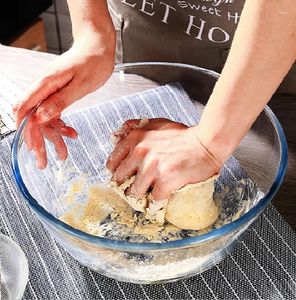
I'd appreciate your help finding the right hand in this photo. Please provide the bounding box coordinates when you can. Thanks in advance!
[13,34,115,168]
[107,119,220,200]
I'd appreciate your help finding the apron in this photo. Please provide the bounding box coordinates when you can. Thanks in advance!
[107,0,296,95]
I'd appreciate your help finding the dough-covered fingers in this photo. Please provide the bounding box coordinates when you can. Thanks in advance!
[150,179,172,201]
[112,144,148,184]
[143,118,185,131]
[106,138,132,172]
[126,159,157,198]
[112,118,177,145]
[113,119,141,144]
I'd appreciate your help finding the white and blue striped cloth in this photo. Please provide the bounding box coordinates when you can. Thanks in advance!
[0,83,296,299]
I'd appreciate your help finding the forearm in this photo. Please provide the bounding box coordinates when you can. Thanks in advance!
[196,0,296,164]
[67,0,115,51]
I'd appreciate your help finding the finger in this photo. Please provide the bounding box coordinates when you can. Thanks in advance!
[53,136,67,160]
[15,72,74,126]
[113,144,149,184]
[126,162,156,198]
[43,126,68,161]
[116,119,141,134]
[106,139,131,172]
[150,180,172,201]
[50,119,78,139]
[142,118,169,130]
[24,119,34,151]
[112,153,140,185]
[31,126,47,169]
[35,78,85,124]
[144,118,186,131]
[113,119,141,143]
[58,126,78,139]
[24,113,44,151]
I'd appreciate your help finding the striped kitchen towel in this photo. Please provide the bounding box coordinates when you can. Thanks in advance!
[1,83,296,299]
[0,71,19,138]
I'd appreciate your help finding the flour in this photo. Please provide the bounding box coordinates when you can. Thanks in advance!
[59,177,261,243]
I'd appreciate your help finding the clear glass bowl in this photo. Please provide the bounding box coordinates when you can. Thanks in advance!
[12,63,288,284]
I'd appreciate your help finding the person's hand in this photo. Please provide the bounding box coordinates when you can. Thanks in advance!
[13,34,115,168]
[14,38,115,126]
[107,118,221,200]
[23,115,78,169]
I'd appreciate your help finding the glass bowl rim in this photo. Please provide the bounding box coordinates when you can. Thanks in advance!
[11,62,288,251]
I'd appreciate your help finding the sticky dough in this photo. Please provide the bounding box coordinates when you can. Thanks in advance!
[165,175,218,230]
[111,175,218,230]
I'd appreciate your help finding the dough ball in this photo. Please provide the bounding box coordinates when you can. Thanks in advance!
[165,176,218,230]
[111,174,218,230]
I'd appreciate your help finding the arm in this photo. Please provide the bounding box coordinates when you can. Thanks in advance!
[16,0,115,125]
[107,0,296,200]
[14,0,115,168]
[67,0,115,53]
[196,0,296,164]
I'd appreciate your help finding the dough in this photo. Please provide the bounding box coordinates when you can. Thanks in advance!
[111,175,218,230]
[111,176,168,223]
[165,176,218,230]
[111,176,147,212]
[60,184,132,235]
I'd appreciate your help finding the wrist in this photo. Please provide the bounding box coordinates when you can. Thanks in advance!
[190,125,231,166]
[73,24,115,52]
[188,126,223,172]
[71,30,115,68]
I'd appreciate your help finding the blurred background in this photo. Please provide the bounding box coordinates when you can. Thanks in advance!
[1,0,72,54]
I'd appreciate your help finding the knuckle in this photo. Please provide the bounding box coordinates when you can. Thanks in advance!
[134,142,148,156]
[158,162,176,179]
[113,170,124,183]
[156,163,166,178]
[52,95,66,111]
[129,127,142,137]
[145,152,159,168]
[77,75,90,88]
[40,75,55,87]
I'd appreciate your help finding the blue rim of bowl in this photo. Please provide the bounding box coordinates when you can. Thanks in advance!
[11,62,288,251]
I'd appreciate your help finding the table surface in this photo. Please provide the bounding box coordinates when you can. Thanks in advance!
[0,44,295,231]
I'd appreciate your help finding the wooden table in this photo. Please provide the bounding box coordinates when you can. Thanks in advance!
[1,45,295,230]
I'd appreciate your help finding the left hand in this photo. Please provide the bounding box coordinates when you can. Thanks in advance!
[107,118,220,200]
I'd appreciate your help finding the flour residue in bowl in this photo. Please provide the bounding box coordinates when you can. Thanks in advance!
[60,183,182,242]
[59,175,263,243]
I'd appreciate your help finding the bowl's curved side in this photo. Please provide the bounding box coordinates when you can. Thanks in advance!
[11,62,288,251]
